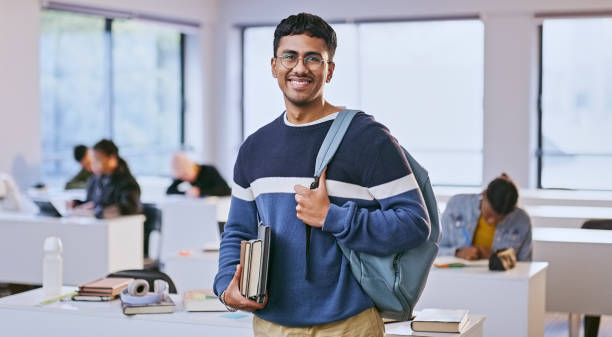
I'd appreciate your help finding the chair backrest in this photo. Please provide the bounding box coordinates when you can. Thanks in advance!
[107,269,177,294]
[582,219,612,230]
[142,203,162,258]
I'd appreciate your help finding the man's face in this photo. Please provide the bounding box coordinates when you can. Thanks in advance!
[271,34,335,107]
[81,150,93,173]
[91,151,117,176]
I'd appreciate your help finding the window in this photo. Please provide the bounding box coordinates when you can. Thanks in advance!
[40,10,184,181]
[242,20,484,186]
[539,18,612,190]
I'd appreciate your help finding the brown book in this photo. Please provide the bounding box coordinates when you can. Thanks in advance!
[239,241,251,297]
[79,277,133,297]
[122,295,175,315]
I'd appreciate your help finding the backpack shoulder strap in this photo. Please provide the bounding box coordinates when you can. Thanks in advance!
[312,109,358,184]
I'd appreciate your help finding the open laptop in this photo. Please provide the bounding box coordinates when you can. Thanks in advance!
[32,199,66,217]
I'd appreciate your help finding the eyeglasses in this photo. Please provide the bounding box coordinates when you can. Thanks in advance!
[276,54,331,71]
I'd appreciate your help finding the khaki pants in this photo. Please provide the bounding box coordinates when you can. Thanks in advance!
[252,307,385,337]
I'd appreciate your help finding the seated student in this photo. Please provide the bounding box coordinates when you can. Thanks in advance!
[166,152,231,197]
[65,144,93,190]
[69,139,141,219]
[439,173,532,261]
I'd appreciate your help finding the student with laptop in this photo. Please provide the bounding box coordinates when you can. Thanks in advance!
[214,13,430,337]
[438,173,533,261]
[68,139,141,219]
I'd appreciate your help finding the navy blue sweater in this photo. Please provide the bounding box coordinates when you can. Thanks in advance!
[213,111,430,326]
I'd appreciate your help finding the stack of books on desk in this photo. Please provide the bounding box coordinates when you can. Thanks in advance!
[72,277,133,302]
[239,224,271,303]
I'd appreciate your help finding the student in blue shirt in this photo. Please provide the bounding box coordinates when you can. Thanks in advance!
[439,174,533,261]
[213,13,430,337]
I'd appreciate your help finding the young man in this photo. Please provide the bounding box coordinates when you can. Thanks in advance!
[166,152,231,197]
[69,139,141,219]
[65,144,93,190]
[438,174,533,261]
[214,13,430,336]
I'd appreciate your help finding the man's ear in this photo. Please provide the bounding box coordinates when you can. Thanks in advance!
[326,61,335,83]
[271,57,278,78]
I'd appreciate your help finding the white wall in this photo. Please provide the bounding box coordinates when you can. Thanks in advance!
[213,0,612,188]
[0,0,218,189]
[0,0,41,189]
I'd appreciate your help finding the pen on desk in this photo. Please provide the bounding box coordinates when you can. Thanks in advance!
[38,291,77,306]
[461,227,472,246]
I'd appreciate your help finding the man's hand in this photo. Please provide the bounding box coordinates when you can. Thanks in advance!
[476,246,493,260]
[187,186,201,198]
[222,265,267,312]
[455,246,481,260]
[75,201,94,210]
[294,168,330,228]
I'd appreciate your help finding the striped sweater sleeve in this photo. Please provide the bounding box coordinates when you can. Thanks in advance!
[322,127,430,256]
[213,146,259,297]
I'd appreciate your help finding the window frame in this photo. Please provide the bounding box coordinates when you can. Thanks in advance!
[40,9,187,178]
[536,16,612,191]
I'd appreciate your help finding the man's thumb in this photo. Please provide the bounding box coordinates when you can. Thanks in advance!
[233,264,242,282]
[318,167,328,192]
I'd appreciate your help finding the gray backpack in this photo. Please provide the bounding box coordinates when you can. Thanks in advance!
[313,109,441,321]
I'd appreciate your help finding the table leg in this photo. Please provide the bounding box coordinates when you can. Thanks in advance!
[568,313,581,337]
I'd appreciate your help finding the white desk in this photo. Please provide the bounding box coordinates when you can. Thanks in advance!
[433,186,612,208]
[417,261,548,337]
[533,227,612,315]
[0,287,485,337]
[0,286,252,337]
[527,205,612,228]
[0,212,144,285]
[386,315,485,337]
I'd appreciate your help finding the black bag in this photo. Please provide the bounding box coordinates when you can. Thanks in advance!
[489,248,517,271]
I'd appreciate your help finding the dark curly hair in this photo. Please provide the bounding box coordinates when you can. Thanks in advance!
[486,173,519,215]
[273,13,337,60]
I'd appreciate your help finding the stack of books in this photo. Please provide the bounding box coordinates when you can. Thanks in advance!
[72,277,133,302]
[239,224,271,303]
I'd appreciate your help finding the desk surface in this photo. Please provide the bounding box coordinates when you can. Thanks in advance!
[430,260,548,281]
[526,205,612,219]
[0,211,144,226]
[534,227,612,244]
[0,287,484,337]
[0,287,253,335]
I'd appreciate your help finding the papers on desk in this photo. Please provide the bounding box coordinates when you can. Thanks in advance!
[433,256,489,268]
[183,289,227,312]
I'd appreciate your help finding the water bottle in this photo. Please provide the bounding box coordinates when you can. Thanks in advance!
[43,236,63,298]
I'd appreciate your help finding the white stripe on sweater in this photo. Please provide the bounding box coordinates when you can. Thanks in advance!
[232,174,418,202]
